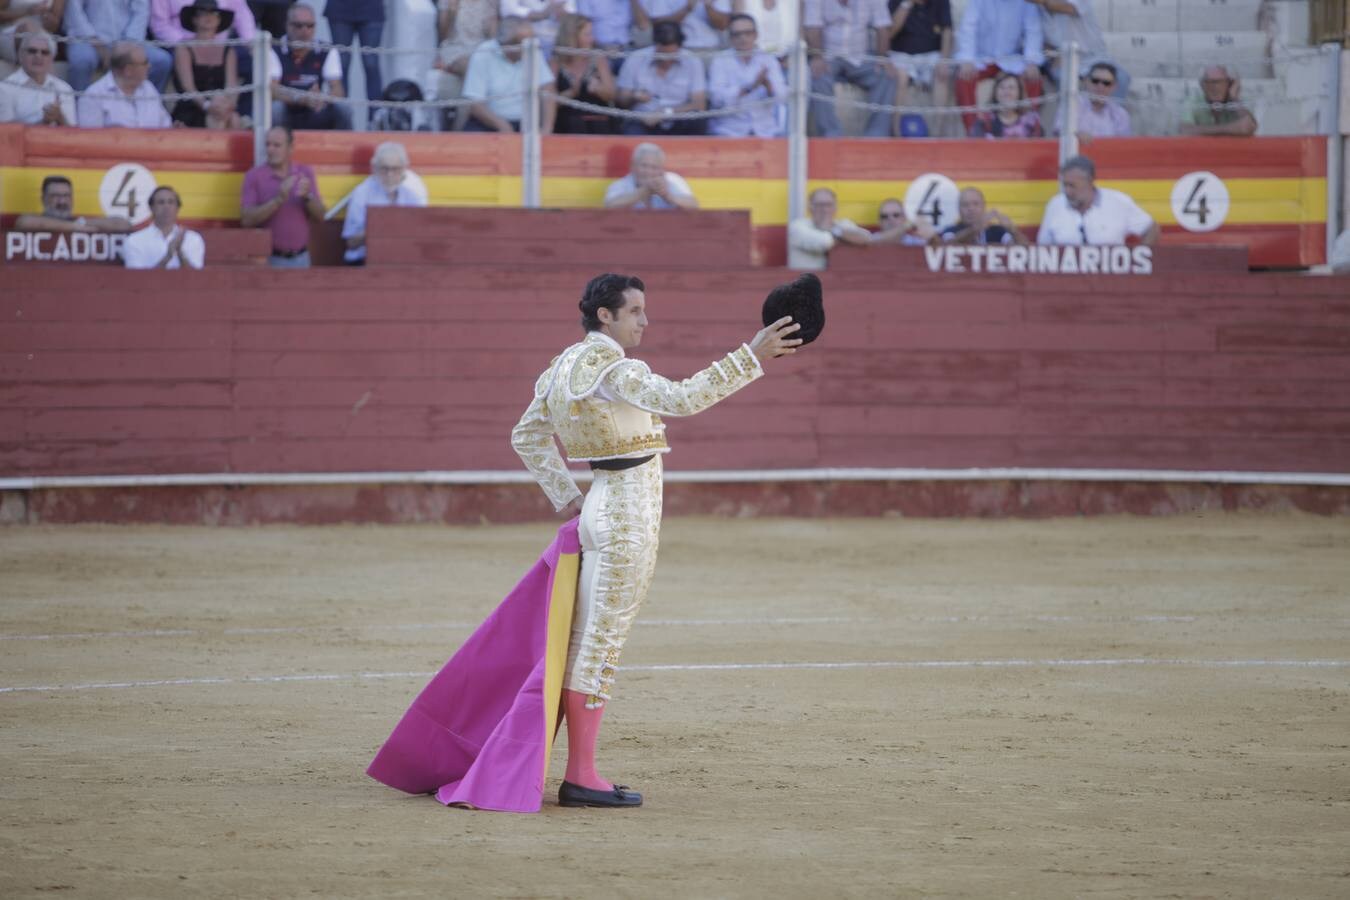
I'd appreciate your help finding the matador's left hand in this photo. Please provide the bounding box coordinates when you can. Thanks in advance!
[750,316,803,360]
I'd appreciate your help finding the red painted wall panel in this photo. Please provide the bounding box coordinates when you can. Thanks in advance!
[3,265,1349,479]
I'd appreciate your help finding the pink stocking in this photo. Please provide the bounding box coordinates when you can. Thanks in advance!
[563,689,613,791]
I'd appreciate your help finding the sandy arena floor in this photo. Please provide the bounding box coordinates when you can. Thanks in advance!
[1,515,1348,899]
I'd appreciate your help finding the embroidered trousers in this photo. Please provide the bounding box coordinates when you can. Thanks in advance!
[564,456,664,707]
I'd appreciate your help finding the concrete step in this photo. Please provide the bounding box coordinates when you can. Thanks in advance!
[1103,30,1269,78]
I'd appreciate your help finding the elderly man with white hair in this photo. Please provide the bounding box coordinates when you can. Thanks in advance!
[602,142,697,211]
[0,29,75,125]
[341,141,429,266]
[1180,64,1257,137]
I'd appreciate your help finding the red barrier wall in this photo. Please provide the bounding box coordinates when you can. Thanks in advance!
[4,264,1348,488]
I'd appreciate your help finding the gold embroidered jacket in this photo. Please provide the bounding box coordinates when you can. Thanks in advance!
[511,331,764,510]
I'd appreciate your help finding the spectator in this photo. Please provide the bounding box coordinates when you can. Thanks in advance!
[123,185,205,269]
[0,29,75,125]
[62,0,173,92]
[1058,60,1128,140]
[788,186,871,269]
[341,141,428,266]
[503,0,575,57]
[953,0,1043,132]
[1037,155,1158,246]
[707,12,785,137]
[552,13,617,133]
[969,71,1041,137]
[804,0,895,138]
[248,0,288,37]
[171,0,244,129]
[637,0,730,51]
[150,0,255,42]
[874,196,935,244]
[1331,227,1350,274]
[615,21,705,135]
[76,40,173,128]
[266,1,351,130]
[14,174,132,233]
[603,141,697,210]
[325,0,385,109]
[1180,65,1257,137]
[575,0,638,58]
[1,5,66,69]
[886,0,953,134]
[239,124,326,267]
[1025,0,1103,84]
[735,0,797,58]
[462,16,555,132]
[937,186,1028,244]
[430,0,497,130]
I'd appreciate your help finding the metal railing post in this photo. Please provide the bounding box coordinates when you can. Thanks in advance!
[788,39,809,226]
[1323,42,1344,267]
[252,30,272,166]
[1059,41,1080,166]
[522,36,542,209]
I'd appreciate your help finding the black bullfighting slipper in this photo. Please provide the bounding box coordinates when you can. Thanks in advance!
[558,781,643,808]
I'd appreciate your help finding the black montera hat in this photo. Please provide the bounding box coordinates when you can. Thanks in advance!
[180,0,235,34]
[761,273,824,345]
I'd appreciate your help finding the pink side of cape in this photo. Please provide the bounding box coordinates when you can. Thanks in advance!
[365,519,581,813]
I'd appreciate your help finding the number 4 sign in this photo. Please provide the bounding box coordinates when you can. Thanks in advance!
[903,174,960,231]
[1170,171,1230,233]
[98,163,158,226]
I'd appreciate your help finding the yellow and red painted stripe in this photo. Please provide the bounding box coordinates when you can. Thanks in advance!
[0,125,1327,267]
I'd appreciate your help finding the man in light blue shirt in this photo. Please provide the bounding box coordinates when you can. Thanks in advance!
[63,0,172,91]
[463,17,557,132]
[952,0,1043,130]
[707,13,785,137]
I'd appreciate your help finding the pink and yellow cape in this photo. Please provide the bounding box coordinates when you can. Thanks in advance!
[366,519,580,813]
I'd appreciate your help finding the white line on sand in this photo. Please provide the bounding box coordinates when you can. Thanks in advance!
[2,658,1346,694]
[5,614,1347,643]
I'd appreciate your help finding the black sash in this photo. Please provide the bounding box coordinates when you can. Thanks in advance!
[589,455,655,471]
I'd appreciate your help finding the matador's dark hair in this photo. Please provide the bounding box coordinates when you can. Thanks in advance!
[580,273,645,332]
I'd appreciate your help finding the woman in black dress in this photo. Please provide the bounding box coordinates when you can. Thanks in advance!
[172,0,244,129]
[550,14,617,134]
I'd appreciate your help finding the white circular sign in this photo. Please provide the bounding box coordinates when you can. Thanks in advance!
[903,173,960,231]
[1170,171,1230,233]
[98,162,158,226]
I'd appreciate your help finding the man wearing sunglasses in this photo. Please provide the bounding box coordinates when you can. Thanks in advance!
[1057,60,1129,142]
[0,29,75,125]
[707,13,786,137]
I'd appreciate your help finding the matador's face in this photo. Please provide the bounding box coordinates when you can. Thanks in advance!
[599,289,648,350]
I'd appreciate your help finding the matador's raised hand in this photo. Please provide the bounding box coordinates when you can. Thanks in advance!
[749,316,803,360]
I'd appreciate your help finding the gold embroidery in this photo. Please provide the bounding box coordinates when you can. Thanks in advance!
[567,338,623,399]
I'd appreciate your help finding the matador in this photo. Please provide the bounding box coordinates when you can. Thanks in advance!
[510,272,801,808]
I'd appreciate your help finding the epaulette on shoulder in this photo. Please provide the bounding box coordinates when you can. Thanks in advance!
[566,341,625,399]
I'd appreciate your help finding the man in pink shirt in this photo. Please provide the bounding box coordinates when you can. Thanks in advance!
[240,124,327,267]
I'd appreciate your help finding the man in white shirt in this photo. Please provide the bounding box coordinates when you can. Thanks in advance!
[707,13,785,137]
[603,142,697,210]
[76,41,172,129]
[123,186,206,269]
[341,141,429,265]
[1037,155,1158,246]
[788,186,872,269]
[0,29,75,126]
